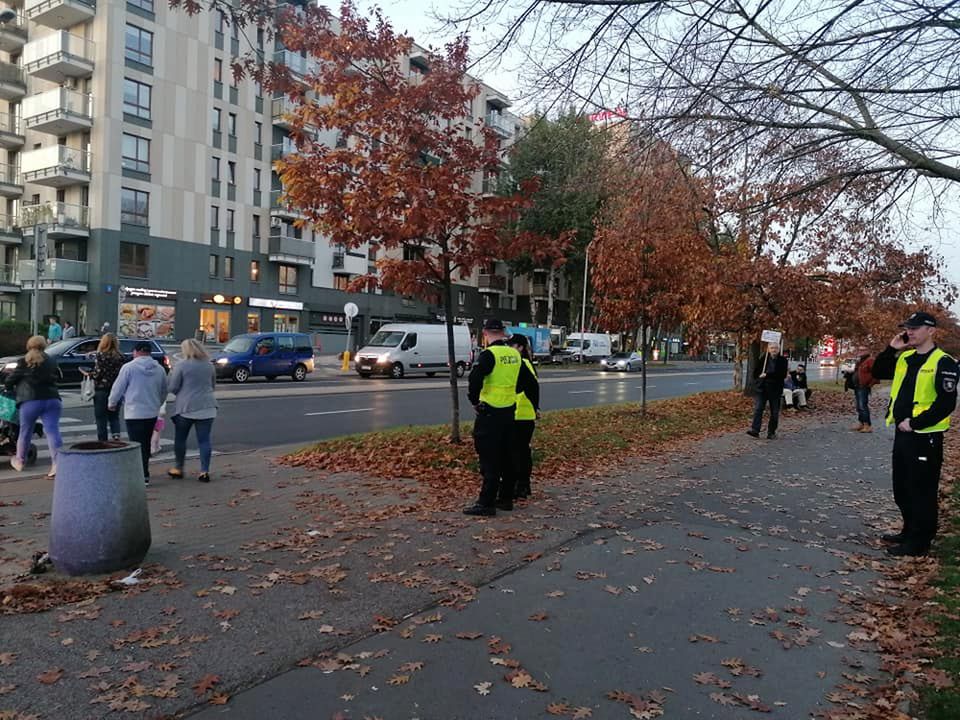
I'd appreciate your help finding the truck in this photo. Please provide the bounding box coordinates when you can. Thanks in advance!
[561,332,613,363]
[354,323,472,379]
[506,325,552,363]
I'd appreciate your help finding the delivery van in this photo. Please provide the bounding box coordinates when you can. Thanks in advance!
[562,332,613,362]
[355,323,472,379]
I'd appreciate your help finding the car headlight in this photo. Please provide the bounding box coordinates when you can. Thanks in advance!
[3,362,16,371]
[377,353,390,363]
[215,358,229,365]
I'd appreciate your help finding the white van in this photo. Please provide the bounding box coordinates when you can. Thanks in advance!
[563,332,613,362]
[355,323,472,379]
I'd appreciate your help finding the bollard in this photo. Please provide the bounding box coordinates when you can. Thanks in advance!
[341,350,351,371]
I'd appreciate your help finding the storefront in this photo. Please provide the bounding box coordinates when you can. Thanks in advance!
[248,297,304,334]
[118,286,178,340]
[199,293,243,344]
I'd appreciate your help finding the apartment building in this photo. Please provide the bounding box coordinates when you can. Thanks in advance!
[0,0,539,349]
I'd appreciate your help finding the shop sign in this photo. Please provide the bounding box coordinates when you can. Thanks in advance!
[121,286,178,301]
[250,297,304,311]
[202,294,244,305]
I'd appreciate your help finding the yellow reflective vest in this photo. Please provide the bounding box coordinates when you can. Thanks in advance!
[886,347,952,432]
[479,345,522,408]
[515,358,537,421]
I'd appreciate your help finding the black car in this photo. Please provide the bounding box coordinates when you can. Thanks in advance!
[0,337,170,385]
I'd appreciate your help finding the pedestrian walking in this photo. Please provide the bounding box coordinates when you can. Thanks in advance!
[46,317,62,342]
[870,311,958,557]
[99,321,110,336]
[81,333,124,441]
[166,339,217,483]
[62,321,76,339]
[507,333,539,500]
[845,351,877,432]
[108,341,168,484]
[3,336,62,477]
[463,318,539,516]
[747,342,788,439]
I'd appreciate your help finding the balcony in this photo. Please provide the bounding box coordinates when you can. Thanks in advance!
[0,264,18,291]
[271,96,298,128]
[0,62,26,101]
[269,189,305,219]
[23,31,95,84]
[0,163,21,197]
[331,252,344,270]
[25,0,96,30]
[23,87,93,135]
[270,139,296,162]
[478,273,507,293]
[0,214,21,245]
[0,113,23,149]
[21,202,89,238]
[531,282,548,299]
[484,112,513,138]
[0,12,27,53]
[274,49,315,81]
[268,231,314,267]
[21,145,91,187]
[19,257,89,291]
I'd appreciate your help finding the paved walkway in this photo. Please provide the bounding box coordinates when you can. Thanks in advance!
[0,398,911,719]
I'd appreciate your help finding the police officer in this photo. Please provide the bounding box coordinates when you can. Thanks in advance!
[507,333,539,500]
[464,319,540,516]
[871,311,958,557]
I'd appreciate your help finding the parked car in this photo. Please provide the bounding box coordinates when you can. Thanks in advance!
[600,352,643,372]
[212,332,315,383]
[354,323,472,379]
[0,337,170,385]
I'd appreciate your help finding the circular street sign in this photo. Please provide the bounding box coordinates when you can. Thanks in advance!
[344,302,359,319]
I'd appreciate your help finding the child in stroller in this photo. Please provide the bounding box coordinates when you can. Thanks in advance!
[0,389,42,466]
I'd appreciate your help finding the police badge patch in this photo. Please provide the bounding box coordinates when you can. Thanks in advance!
[944,375,958,393]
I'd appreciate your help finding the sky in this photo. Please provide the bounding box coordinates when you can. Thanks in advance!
[354,0,960,315]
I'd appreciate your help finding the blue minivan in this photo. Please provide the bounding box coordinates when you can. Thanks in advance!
[213,332,315,383]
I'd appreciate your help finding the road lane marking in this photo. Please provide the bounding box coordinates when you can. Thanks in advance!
[568,390,595,394]
[635,385,657,389]
[304,408,373,416]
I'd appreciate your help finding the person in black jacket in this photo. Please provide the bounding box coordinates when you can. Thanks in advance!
[4,335,62,476]
[747,342,789,439]
[870,311,958,557]
[463,318,540,516]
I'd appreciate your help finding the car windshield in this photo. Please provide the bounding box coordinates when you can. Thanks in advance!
[610,353,631,359]
[223,337,255,354]
[367,330,405,347]
[566,339,582,349]
[44,340,75,357]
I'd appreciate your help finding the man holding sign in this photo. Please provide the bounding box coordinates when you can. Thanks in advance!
[747,335,789,439]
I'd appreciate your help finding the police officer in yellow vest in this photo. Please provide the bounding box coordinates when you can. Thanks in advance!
[871,311,958,557]
[464,318,540,516]
[507,333,540,500]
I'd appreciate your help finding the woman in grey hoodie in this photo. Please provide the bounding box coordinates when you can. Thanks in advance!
[108,341,168,483]
[167,339,218,482]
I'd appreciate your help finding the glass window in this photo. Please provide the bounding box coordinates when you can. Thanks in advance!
[119,241,149,277]
[253,168,261,191]
[279,336,294,350]
[250,259,260,281]
[252,214,260,238]
[121,133,150,174]
[211,156,220,179]
[210,205,219,228]
[227,160,236,185]
[226,208,234,232]
[209,254,218,277]
[123,79,152,120]
[128,0,154,11]
[255,337,275,355]
[279,265,297,295]
[247,312,260,333]
[224,256,234,279]
[125,25,153,66]
[121,188,149,226]
[213,58,222,83]
[228,112,237,136]
[216,10,225,33]
[333,275,349,291]
[254,121,262,143]
[211,107,221,132]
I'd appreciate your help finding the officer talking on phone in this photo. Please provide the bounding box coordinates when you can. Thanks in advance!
[463,318,540,517]
[871,311,958,556]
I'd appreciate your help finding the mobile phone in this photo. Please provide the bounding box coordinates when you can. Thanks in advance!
[901,332,909,343]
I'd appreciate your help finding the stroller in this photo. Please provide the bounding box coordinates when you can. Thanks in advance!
[0,390,41,466]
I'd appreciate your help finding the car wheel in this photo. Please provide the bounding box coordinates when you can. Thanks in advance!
[456,362,466,378]
[390,362,404,379]
[292,364,308,382]
[233,366,250,383]
[265,375,277,381]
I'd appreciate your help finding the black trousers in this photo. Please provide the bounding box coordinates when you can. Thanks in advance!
[510,420,536,497]
[126,418,157,478]
[750,390,780,435]
[473,406,515,507]
[892,430,944,550]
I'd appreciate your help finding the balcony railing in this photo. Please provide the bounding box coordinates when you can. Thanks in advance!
[26,0,96,30]
[271,140,297,161]
[0,264,18,285]
[23,31,95,81]
[0,163,20,186]
[484,112,513,138]
[271,96,298,126]
[0,12,27,53]
[0,214,19,235]
[269,189,305,217]
[22,87,93,135]
[332,252,344,269]
[19,258,89,287]
[0,61,26,99]
[478,273,507,292]
[0,112,22,137]
[268,231,315,265]
[21,145,91,185]
[274,49,315,78]
[21,201,90,232]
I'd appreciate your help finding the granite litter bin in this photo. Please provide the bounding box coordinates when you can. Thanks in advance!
[49,441,151,576]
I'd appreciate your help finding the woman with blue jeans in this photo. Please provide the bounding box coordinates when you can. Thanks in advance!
[81,333,124,441]
[4,335,62,477]
[167,339,218,482]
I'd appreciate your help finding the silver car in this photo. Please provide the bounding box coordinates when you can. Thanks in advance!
[600,352,643,372]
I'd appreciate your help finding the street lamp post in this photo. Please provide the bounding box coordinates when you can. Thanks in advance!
[579,242,589,365]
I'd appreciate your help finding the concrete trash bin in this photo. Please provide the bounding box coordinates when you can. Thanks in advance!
[49,441,152,576]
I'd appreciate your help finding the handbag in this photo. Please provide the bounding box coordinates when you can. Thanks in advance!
[80,375,95,403]
[0,394,16,423]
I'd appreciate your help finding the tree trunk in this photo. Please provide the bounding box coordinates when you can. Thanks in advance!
[546,266,556,327]
[639,308,648,416]
[733,331,744,391]
[441,260,461,443]
[742,337,761,396]
[529,275,538,326]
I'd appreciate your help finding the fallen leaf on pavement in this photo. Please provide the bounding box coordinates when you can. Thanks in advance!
[36,668,63,684]
[193,674,220,697]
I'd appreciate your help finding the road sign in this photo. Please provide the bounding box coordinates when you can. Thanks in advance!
[344,302,358,318]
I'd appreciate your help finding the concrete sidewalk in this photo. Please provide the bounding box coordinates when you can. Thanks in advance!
[0,401,907,719]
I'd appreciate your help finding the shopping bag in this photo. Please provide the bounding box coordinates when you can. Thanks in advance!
[80,375,95,403]
[0,394,16,422]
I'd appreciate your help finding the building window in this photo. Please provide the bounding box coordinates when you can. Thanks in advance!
[254,121,262,144]
[228,112,237,137]
[209,254,219,277]
[458,290,466,307]
[121,188,149,226]
[213,58,222,83]
[224,256,234,279]
[279,265,297,295]
[227,160,236,186]
[123,79,151,120]
[333,275,349,291]
[252,214,260,238]
[216,10,225,34]
[226,208,234,232]
[211,157,220,180]
[250,260,260,282]
[211,108,221,132]
[121,133,150,174]
[128,0,154,11]
[210,205,219,229]
[125,25,153,67]
[253,168,261,191]
[119,241,149,277]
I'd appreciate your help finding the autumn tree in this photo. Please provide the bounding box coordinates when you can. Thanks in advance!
[266,2,527,443]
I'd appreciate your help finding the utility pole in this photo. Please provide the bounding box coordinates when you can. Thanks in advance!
[31,224,47,337]
[579,242,589,364]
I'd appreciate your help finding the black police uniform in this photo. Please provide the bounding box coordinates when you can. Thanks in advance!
[872,343,958,554]
[465,339,539,514]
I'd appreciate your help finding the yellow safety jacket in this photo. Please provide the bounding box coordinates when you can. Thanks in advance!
[479,345,522,408]
[886,347,952,432]
[515,358,537,421]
